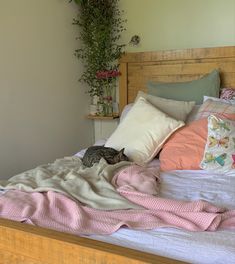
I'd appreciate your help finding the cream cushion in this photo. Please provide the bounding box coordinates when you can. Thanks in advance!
[105,97,185,165]
[136,91,195,121]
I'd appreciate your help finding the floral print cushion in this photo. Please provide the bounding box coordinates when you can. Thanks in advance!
[220,88,235,100]
[200,115,235,173]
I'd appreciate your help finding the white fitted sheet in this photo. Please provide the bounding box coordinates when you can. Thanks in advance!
[77,145,235,263]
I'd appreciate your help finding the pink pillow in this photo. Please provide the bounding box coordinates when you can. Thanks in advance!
[160,114,235,171]
[160,119,207,171]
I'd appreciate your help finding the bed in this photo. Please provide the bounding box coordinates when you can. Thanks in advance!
[0,45,235,264]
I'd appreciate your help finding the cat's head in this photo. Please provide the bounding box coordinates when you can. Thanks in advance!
[113,148,129,163]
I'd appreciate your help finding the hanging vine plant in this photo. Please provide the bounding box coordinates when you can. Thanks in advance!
[70,0,126,98]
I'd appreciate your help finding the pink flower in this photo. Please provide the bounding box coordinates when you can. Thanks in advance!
[103,96,113,102]
[96,70,121,79]
[106,96,112,101]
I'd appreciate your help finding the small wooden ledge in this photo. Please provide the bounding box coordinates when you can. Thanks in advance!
[86,114,119,120]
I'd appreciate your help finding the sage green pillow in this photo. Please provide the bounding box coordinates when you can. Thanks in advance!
[147,69,220,104]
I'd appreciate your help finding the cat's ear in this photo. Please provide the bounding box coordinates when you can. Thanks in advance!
[119,148,125,154]
[116,148,125,158]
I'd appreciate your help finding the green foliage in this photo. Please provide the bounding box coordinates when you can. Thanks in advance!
[72,0,126,97]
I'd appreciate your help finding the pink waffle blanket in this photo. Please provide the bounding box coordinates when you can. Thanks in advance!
[0,188,234,235]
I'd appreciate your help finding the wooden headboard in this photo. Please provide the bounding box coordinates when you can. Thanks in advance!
[119,46,235,113]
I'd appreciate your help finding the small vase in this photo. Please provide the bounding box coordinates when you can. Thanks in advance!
[89,104,98,115]
[97,101,105,116]
[101,84,114,116]
[103,100,113,116]
[97,101,113,116]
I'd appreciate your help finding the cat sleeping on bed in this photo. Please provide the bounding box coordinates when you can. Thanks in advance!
[82,146,129,167]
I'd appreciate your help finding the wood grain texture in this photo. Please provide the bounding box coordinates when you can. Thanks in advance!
[119,62,128,114]
[119,46,235,111]
[119,46,235,63]
[0,219,186,264]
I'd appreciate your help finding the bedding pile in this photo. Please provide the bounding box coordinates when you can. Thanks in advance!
[0,157,139,210]
[0,159,235,235]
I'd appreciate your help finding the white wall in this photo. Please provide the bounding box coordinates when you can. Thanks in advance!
[120,0,235,52]
[0,0,93,179]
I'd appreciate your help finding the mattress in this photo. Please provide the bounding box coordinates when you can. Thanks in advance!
[81,158,235,264]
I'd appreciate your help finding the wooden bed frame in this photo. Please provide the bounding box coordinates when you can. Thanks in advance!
[119,45,235,112]
[0,46,235,264]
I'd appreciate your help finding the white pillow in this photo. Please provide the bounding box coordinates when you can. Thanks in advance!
[120,103,133,123]
[105,97,185,165]
[136,91,195,121]
[203,95,235,105]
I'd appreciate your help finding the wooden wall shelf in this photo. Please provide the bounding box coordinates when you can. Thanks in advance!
[86,114,119,120]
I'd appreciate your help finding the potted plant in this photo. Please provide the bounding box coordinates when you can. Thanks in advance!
[70,0,126,116]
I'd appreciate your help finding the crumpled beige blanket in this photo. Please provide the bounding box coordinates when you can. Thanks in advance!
[0,157,141,210]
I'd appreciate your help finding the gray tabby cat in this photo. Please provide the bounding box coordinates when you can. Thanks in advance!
[82,146,129,167]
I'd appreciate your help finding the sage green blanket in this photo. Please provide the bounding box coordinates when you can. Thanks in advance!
[0,157,141,210]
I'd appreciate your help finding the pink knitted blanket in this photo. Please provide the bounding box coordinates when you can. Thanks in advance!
[0,189,234,235]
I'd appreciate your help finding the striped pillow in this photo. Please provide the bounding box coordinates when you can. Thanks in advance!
[195,99,235,120]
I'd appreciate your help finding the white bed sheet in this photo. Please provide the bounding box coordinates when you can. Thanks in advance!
[76,145,235,264]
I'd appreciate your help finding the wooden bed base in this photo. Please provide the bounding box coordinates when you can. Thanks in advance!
[1,46,235,264]
[0,219,185,264]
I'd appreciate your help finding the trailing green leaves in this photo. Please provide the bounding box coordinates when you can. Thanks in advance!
[72,0,126,97]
